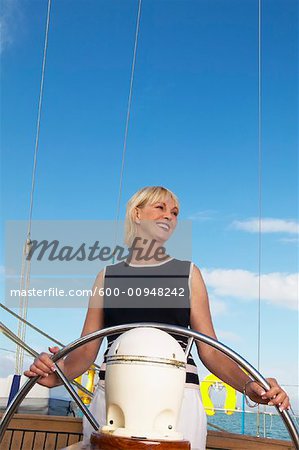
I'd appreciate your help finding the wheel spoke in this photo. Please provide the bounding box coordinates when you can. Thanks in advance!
[54,364,99,431]
[184,337,194,358]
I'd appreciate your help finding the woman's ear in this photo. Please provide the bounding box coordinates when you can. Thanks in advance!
[134,207,141,224]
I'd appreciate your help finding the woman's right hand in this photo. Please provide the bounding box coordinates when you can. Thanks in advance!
[24,346,62,387]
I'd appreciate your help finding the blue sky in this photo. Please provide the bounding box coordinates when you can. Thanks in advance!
[0,0,298,420]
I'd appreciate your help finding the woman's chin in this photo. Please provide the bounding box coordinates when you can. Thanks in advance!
[152,230,171,245]
[135,228,171,246]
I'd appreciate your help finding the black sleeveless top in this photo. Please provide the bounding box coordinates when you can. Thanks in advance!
[99,258,199,386]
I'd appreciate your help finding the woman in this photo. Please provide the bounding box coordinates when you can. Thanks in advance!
[25,186,291,450]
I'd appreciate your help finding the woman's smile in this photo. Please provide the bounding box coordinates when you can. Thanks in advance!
[156,221,171,232]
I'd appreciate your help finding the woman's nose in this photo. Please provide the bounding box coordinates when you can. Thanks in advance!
[163,210,171,220]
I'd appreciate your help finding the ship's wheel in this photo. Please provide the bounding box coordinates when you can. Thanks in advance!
[0,323,298,449]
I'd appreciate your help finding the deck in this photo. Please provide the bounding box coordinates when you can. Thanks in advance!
[0,414,295,449]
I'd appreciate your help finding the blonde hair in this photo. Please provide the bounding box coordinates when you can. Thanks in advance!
[124,186,180,247]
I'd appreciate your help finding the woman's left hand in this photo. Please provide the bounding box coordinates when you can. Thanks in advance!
[246,378,291,412]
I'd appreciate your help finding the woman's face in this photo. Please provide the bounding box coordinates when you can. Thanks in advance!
[135,194,179,244]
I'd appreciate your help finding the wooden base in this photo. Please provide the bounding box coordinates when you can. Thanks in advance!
[90,431,191,449]
[1,414,295,450]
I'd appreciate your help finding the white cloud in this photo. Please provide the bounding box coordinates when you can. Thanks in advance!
[280,237,299,244]
[216,329,242,343]
[0,350,34,378]
[209,296,228,316]
[231,218,299,234]
[202,268,298,310]
[0,352,16,377]
[260,362,299,414]
[187,210,216,222]
[0,0,23,54]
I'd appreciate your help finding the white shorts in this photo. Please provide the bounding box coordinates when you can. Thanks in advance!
[83,385,207,450]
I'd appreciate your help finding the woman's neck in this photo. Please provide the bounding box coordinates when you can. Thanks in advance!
[126,236,170,265]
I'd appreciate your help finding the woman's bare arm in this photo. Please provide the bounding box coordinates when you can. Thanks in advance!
[190,264,290,410]
[190,264,250,392]
[24,270,105,387]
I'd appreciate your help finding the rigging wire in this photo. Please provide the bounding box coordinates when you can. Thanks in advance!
[15,0,52,375]
[27,0,52,236]
[0,302,101,371]
[1,322,95,399]
[256,0,263,436]
[257,0,262,379]
[0,347,33,357]
[114,0,142,251]
[15,242,29,374]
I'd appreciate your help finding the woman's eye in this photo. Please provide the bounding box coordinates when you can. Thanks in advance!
[156,205,163,209]
[172,211,178,216]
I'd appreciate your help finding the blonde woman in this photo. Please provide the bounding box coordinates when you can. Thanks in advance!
[25,186,291,450]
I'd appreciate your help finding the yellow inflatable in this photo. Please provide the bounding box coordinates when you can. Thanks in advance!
[200,374,236,416]
[75,366,96,405]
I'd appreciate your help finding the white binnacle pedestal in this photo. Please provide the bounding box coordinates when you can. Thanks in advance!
[101,327,187,441]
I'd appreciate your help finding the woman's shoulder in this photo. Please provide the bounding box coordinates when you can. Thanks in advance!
[95,260,123,277]
[174,260,204,278]
[163,258,193,275]
[102,259,127,275]
[171,257,194,266]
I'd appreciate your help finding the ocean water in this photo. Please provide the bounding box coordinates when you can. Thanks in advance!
[207,411,298,441]
[22,399,297,443]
